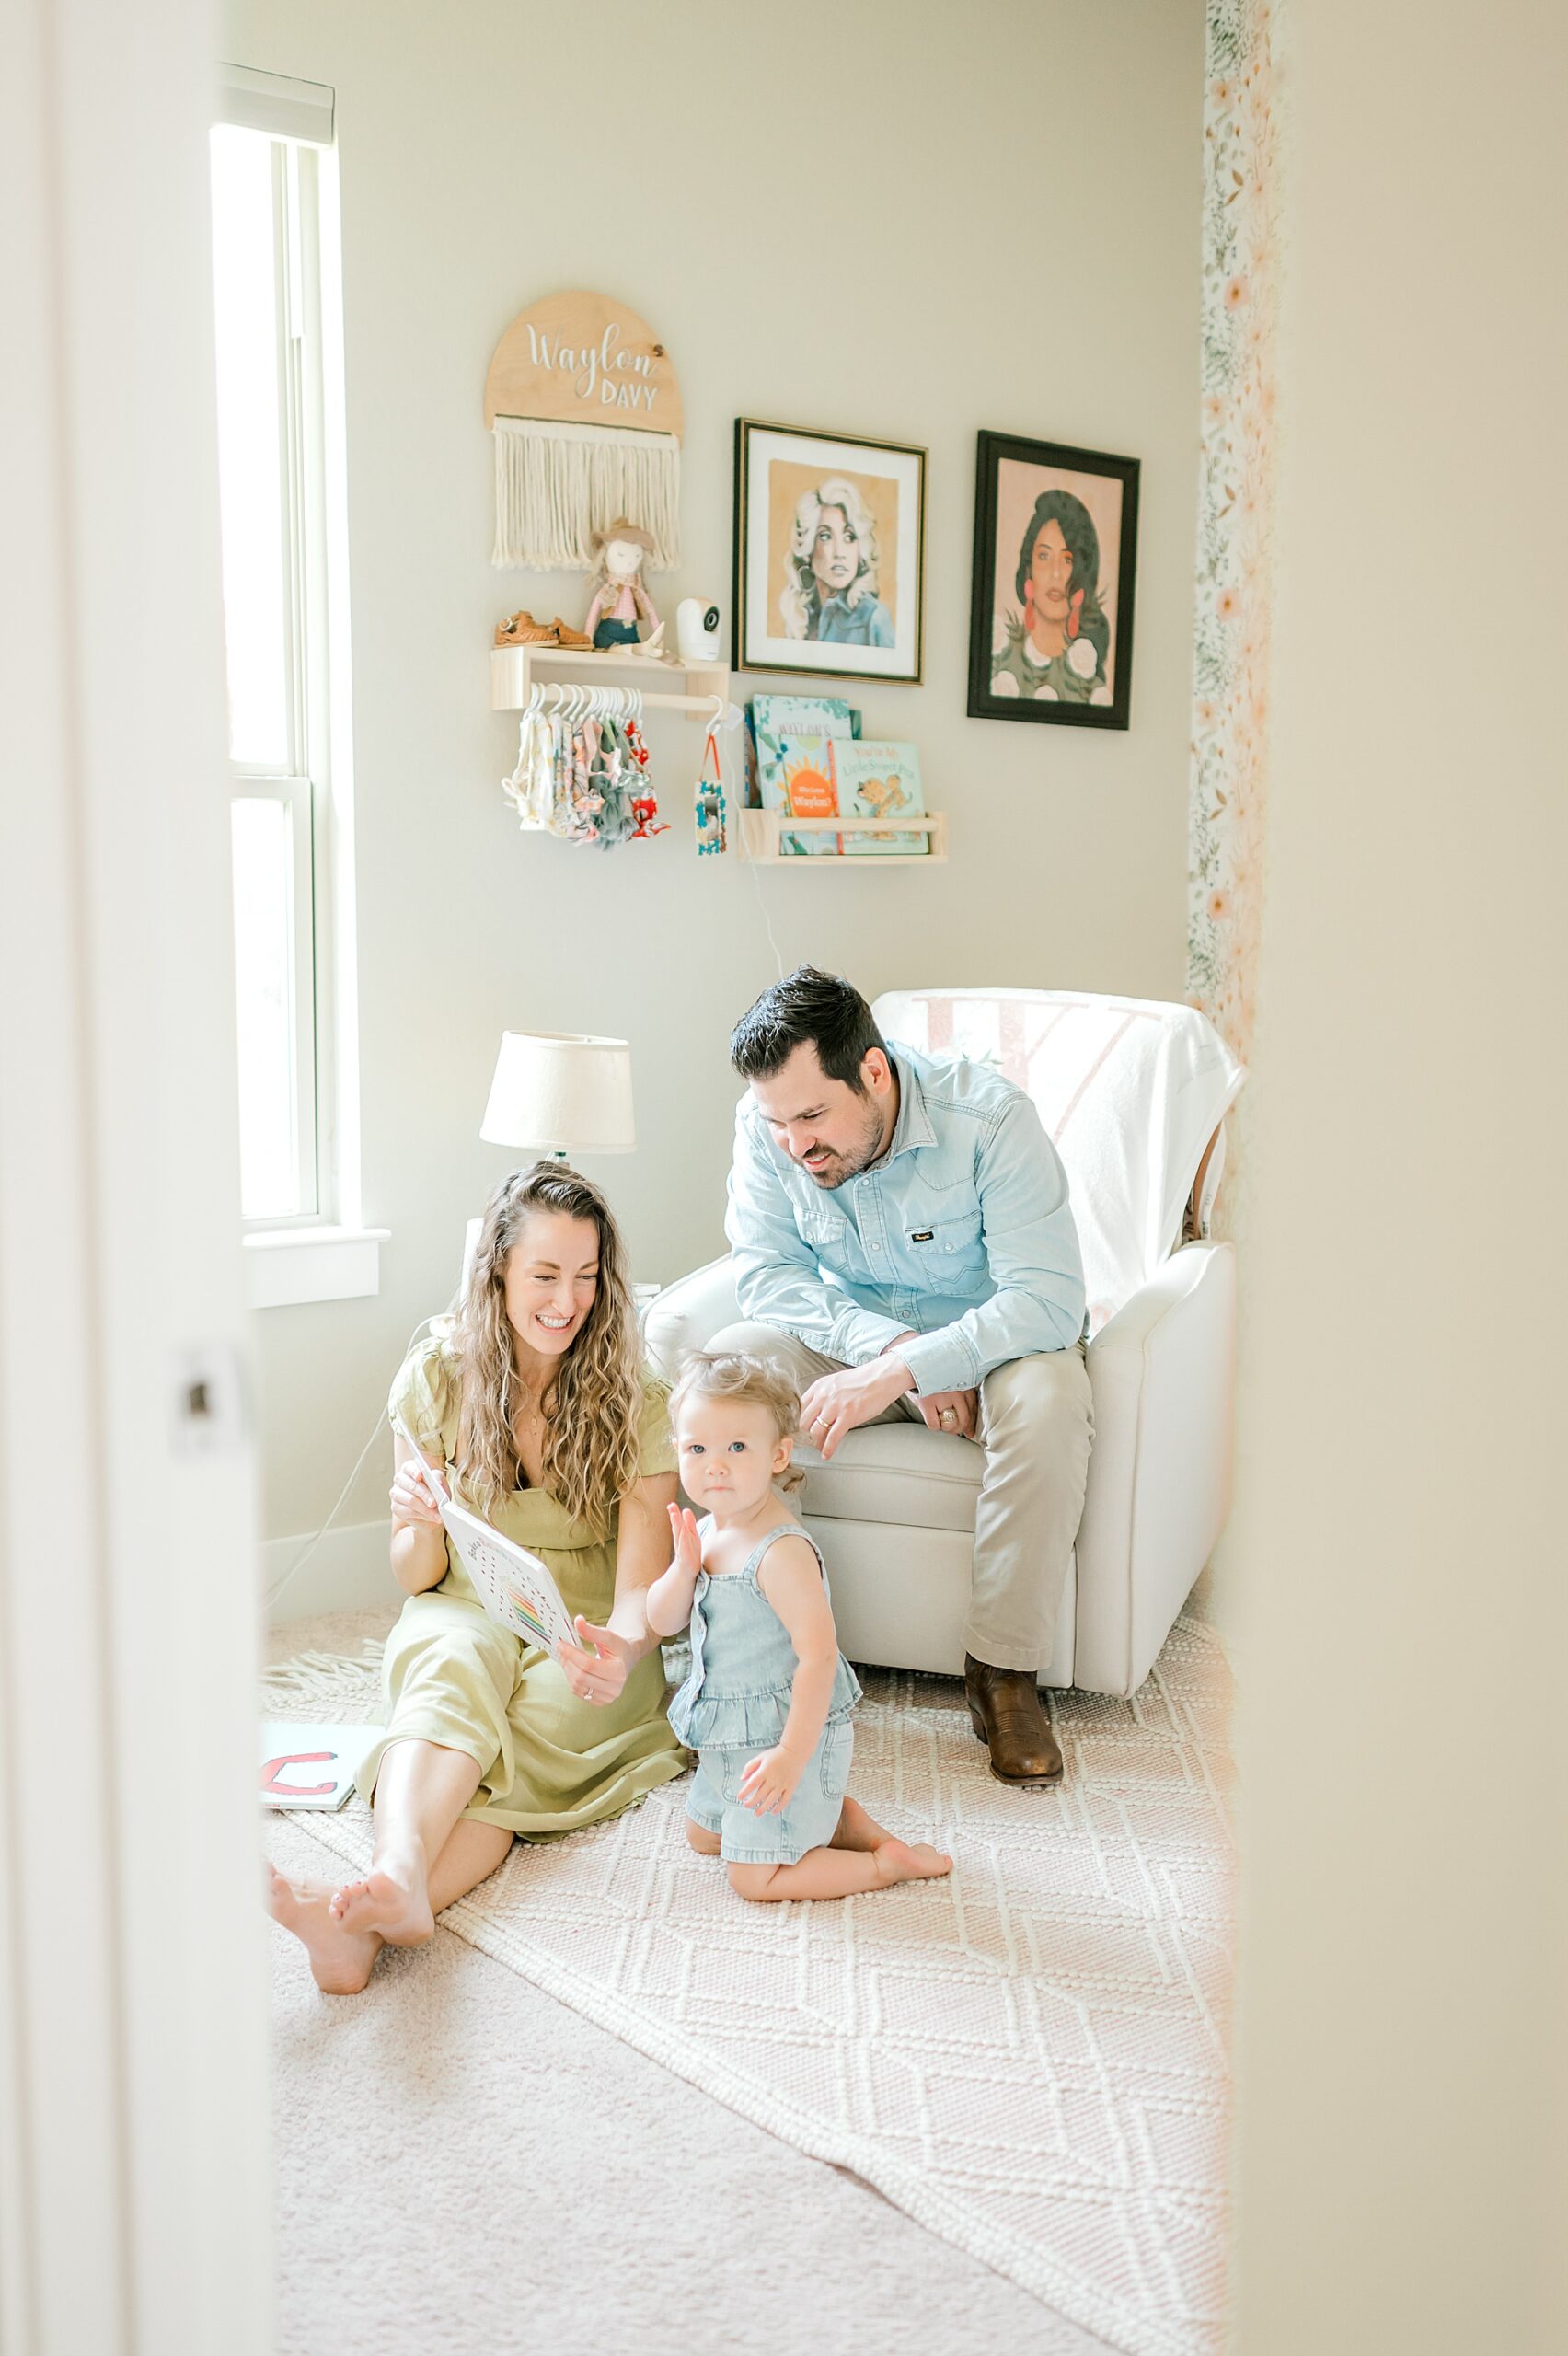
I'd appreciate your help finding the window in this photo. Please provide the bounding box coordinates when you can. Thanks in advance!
[210,73,363,1265]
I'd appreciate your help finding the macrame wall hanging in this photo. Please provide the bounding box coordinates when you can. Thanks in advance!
[485,289,683,572]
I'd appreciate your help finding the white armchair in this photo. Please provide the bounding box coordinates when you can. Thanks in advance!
[645,990,1244,1701]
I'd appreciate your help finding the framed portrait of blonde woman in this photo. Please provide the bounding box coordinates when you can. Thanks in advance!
[732,420,926,684]
[968,431,1139,728]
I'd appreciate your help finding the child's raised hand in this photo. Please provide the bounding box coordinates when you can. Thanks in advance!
[738,1744,803,1818]
[666,1502,705,1582]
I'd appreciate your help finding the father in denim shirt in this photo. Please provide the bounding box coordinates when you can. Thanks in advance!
[712,968,1092,1786]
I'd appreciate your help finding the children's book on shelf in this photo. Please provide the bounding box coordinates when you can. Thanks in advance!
[777,730,843,855]
[392,1410,580,1657]
[259,1724,381,1810]
[749,692,859,839]
[833,739,928,854]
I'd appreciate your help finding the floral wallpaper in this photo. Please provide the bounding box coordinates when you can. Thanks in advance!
[1187,0,1281,1080]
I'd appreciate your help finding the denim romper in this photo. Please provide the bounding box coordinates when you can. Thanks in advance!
[669,1519,862,1865]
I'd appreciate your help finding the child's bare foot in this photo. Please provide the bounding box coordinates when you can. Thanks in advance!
[833,1795,894,1852]
[871,1837,953,1887]
[327,1852,434,1946]
[266,1863,381,1994]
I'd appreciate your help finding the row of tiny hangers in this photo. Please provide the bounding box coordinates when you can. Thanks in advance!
[520,678,728,728]
[502,680,732,852]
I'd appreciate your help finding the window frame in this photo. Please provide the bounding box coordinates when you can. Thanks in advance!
[216,129,327,1230]
[211,79,371,1289]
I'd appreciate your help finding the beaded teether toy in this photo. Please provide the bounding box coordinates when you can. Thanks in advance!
[694,726,727,856]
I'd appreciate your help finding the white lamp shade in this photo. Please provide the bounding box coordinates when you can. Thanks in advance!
[479,1030,636,1154]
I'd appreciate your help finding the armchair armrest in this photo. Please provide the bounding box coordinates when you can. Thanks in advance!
[642,1256,741,1381]
[1072,1242,1237,1696]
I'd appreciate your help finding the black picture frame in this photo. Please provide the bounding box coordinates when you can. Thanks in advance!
[967,431,1139,728]
[732,418,927,686]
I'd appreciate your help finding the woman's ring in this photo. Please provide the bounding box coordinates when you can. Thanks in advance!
[940,1407,956,1428]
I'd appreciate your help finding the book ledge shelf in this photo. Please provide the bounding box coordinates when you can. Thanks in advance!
[738,811,948,867]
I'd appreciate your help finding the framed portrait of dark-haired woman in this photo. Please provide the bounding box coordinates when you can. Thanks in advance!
[967,433,1139,728]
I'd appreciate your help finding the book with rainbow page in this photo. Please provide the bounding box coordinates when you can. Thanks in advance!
[391,1408,580,1657]
[750,692,858,853]
[833,739,928,854]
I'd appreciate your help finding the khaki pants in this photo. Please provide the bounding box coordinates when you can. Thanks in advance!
[707,1322,1094,1673]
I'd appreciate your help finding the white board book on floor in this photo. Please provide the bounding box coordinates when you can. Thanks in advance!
[391,1409,579,1657]
[259,1723,380,1810]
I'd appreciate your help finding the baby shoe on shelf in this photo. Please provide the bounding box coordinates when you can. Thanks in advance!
[494,610,559,647]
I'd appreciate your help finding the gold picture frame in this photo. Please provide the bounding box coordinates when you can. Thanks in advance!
[732,419,927,686]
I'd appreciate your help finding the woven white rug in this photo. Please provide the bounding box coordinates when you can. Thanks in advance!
[265,1616,1232,2356]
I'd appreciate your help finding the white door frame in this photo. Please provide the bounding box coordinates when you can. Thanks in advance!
[0,1,274,2349]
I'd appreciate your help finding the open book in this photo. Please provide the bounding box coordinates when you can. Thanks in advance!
[259,1722,381,1810]
[391,1409,579,1657]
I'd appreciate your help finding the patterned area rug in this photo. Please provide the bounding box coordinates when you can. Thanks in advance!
[265,1617,1232,2356]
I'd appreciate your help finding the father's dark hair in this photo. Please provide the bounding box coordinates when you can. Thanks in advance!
[730,966,887,1092]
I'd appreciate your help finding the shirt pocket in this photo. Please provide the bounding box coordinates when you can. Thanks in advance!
[799,1207,867,1277]
[905,1207,986,1278]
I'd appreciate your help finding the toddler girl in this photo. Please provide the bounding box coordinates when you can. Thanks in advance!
[647,1351,952,1902]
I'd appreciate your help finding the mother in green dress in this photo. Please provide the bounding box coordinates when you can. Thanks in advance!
[266,1161,687,1993]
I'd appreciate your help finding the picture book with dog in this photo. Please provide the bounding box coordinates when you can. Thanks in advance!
[832,739,927,853]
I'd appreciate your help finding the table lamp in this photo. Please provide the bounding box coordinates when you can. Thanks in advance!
[479,1030,636,1158]
[463,1031,636,1292]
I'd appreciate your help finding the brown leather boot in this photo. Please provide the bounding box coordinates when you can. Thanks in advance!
[964,1654,1064,1786]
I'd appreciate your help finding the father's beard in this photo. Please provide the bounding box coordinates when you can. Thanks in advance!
[802,1093,889,1188]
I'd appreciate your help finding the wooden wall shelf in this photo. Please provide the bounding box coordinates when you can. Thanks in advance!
[491,642,729,713]
[738,810,948,866]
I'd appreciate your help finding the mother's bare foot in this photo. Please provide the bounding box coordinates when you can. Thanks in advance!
[265,1863,380,1994]
[872,1837,953,1887]
[328,1854,433,1946]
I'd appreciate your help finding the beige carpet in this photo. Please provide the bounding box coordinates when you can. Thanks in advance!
[265,1614,1233,2356]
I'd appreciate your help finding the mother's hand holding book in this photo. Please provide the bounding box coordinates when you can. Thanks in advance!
[559,1614,637,1706]
[389,1452,446,1527]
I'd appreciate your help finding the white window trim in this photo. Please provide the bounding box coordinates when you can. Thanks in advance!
[216,63,334,145]
[243,1222,391,1310]
[215,69,379,1307]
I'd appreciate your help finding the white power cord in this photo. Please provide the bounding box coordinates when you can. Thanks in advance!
[745,845,787,981]
[263,1316,438,1613]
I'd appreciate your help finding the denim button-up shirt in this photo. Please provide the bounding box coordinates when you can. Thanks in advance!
[724,1042,1087,1395]
[808,590,894,647]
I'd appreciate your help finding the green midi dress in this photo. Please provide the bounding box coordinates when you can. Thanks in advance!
[354,1335,690,1839]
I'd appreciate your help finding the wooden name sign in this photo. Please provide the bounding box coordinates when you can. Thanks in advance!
[484,289,684,439]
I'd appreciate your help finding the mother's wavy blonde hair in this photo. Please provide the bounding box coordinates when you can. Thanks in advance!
[449,1161,642,1534]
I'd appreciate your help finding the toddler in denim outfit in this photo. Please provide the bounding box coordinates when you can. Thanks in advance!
[646,1351,952,1904]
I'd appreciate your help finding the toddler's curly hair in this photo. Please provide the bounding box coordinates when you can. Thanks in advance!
[669,1350,807,1494]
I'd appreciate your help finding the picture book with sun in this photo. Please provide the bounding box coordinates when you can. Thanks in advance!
[748,691,859,830]
[774,730,843,855]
